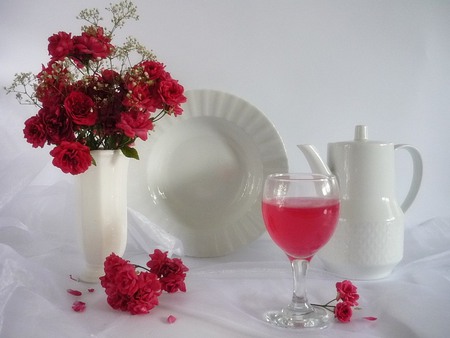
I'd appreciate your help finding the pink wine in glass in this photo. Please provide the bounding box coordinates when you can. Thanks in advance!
[262,173,340,329]
[262,197,340,260]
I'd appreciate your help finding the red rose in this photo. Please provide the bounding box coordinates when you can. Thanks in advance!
[105,289,129,311]
[116,111,154,141]
[73,26,113,62]
[123,82,162,113]
[335,302,353,323]
[64,91,97,126]
[48,31,73,60]
[140,60,166,80]
[100,253,130,290]
[146,249,188,293]
[23,115,47,148]
[146,249,168,273]
[114,265,140,296]
[49,141,92,174]
[39,106,74,145]
[336,280,359,306]
[160,271,187,293]
[102,253,129,277]
[100,253,162,315]
[36,61,71,107]
[158,78,186,115]
[126,272,161,315]
[101,69,121,85]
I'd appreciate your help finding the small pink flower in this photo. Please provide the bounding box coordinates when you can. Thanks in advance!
[49,141,92,175]
[67,289,82,296]
[48,31,74,60]
[23,115,47,148]
[100,253,163,315]
[147,249,189,293]
[167,315,177,324]
[313,280,374,324]
[335,301,353,323]
[336,280,359,306]
[72,301,86,312]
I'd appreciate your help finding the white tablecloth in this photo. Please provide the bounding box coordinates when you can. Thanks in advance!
[1,177,450,338]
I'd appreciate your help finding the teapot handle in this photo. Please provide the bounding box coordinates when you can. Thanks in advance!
[394,144,423,212]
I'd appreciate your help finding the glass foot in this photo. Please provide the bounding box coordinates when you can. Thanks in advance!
[265,305,330,329]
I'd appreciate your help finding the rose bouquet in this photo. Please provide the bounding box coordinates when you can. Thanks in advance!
[5,0,186,175]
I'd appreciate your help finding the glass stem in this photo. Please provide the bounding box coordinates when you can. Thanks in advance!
[288,259,314,314]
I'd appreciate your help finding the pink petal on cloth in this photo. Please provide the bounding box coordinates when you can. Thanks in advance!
[364,316,378,321]
[72,301,86,312]
[167,315,177,324]
[88,288,95,293]
[67,289,82,296]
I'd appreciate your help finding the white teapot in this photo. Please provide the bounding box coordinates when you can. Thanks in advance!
[298,125,423,279]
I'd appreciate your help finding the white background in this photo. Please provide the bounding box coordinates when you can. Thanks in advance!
[1,0,449,224]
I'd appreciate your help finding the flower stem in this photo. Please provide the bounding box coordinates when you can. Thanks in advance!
[311,302,336,313]
[134,264,151,272]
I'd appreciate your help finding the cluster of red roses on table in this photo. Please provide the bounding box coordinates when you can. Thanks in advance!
[67,249,188,320]
[4,0,186,175]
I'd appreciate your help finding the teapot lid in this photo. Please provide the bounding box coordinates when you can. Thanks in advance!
[330,125,390,146]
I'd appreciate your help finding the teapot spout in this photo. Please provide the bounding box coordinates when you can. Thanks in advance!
[297,144,332,176]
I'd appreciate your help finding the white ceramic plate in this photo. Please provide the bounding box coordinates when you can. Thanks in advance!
[128,89,288,257]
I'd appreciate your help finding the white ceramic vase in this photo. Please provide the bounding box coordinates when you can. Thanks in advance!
[78,150,130,283]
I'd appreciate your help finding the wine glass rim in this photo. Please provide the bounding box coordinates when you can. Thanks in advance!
[267,173,335,181]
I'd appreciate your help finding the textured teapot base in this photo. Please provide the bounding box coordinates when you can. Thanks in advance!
[318,216,404,280]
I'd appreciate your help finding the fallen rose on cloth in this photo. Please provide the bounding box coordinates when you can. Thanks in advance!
[100,250,188,315]
[313,280,376,323]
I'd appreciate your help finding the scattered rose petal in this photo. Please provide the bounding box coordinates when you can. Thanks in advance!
[88,288,95,293]
[72,301,86,312]
[364,316,378,321]
[67,289,82,296]
[167,315,177,324]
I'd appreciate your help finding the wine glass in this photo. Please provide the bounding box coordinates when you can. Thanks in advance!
[261,173,340,328]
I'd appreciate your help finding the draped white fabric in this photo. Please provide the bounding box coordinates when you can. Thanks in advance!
[0,178,449,337]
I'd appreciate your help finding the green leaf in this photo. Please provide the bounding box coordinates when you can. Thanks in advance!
[120,146,139,160]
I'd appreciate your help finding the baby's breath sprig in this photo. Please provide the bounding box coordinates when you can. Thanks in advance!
[4,72,38,106]
[77,0,139,38]
[107,0,139,33]
[113,36,157,69]
[77,9,102,36]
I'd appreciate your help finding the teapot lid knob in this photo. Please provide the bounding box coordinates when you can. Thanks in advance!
[354,125,368,141]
